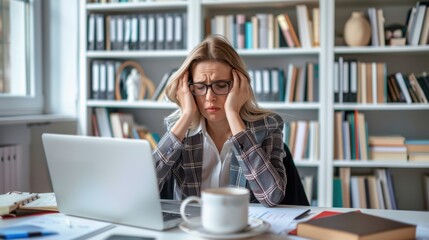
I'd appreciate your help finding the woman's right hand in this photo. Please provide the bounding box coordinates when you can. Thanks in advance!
[176,71,197,117]
[171,71,197,141]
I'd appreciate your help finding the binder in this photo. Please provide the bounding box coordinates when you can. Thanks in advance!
[254,69,263,101]
[129,15,139,50]
[105,16,111,51]
[138,14,148,50]
[91,61,100,99]
[173,12,183,49]
[182,12,187,49]
[116,15,124,50]
[10,146,17,192]
[123,15,131,50]
[147,14,156,50]
[108,15,117,50]
[156,13,165,50]
[106,61,116,100]
[270,68,280,101]
[0,147,4,193]
[248,69,255,91]
[99,62,107,99]
[87,14,96,50]
[165,13,174,49]
[95,14,105,50]
[2,146,12,192]
[278,68,286,101]
[262,69,271,101]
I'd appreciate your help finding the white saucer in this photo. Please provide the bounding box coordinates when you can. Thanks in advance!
[179,218,270,239]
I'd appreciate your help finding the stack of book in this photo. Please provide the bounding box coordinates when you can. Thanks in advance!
[368,135,407,161]
[406,140,429,162]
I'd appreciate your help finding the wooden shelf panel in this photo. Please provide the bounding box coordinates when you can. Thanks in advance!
[333,160,429,169]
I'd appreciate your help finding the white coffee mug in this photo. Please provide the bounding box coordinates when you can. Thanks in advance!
[180,187,250,234]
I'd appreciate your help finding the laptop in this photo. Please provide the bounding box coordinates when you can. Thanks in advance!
[42,133,198,230]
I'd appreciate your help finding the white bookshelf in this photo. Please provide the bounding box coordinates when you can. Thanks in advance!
[324,0,429,211]
[79,0,429,210]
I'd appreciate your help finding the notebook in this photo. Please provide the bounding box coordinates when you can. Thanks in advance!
[0,192,38,215]
[42,133,197,231]
[0,192,58,216]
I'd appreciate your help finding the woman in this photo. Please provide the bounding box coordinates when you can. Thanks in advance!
[153,35,286,207]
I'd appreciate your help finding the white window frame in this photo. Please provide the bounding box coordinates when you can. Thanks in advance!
[0,0,43,116]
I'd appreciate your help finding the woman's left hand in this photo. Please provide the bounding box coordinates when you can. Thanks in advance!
[225,69,250,115]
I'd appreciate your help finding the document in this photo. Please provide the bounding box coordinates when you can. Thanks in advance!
[2,213,115,240]
[248,206,310,235]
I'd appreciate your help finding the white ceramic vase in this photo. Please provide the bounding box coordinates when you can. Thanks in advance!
[343,11,371,46]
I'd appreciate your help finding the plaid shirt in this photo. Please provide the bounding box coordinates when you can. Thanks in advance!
[153,113,286,207]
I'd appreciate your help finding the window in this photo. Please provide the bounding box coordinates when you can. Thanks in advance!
[0,0,42,116]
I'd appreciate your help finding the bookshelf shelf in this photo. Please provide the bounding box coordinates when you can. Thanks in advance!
[86,51,188,59]
[201,0,317,8]
[333,161,429,169]
[334,46,429,54]
[86,101,320,110]
[86,100,178,109]
[0,114,76,126]
[333,104,429,111]
[237,48,320,56]
[86,2,188,12]
[295,161,320,167]
[260,102,320,110]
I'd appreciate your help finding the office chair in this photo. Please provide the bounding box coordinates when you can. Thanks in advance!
[160,143,310,206]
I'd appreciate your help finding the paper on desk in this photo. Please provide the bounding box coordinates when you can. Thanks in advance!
[16,213,115,239]
[249,206,309,235]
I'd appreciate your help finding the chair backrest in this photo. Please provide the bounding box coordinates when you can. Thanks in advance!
[280,143,310,206]
[160,143,311,206]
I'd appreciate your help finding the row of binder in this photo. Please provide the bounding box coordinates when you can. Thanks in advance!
[87,12,187,51]
[248,63,319,103]
[91,60,121,100]
[0,145,22,194]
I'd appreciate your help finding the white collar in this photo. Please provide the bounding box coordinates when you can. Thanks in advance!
[187,117,205,137]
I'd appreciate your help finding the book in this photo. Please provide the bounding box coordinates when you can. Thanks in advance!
[0,192,58,216]
[289,210,349,235]
[297,211,416,240]
[15,193,58,215]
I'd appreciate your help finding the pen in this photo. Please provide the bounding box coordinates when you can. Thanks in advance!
[294,209,311,220]
[0,225,57,239]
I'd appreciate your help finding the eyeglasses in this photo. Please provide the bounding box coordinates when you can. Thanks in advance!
[188,81,232,96]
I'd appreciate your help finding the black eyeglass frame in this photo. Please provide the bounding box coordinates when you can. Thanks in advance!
[188,80,233,96]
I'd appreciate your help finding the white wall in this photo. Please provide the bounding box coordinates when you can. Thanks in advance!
[42,0,79,116]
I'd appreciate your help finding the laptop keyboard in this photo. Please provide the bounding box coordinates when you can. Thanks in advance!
[162,211,182,221]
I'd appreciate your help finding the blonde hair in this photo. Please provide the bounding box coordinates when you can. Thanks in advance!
[164,35,273,130]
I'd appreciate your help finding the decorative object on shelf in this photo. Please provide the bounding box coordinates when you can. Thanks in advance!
[343,11,371,46]
[126,69,141,102]
[115,60,155,101]
[385,24,406,46]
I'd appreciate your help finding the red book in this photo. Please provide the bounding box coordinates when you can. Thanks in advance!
[289,210,362,235]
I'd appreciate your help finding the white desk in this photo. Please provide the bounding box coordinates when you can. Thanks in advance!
[2,205,429,240]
